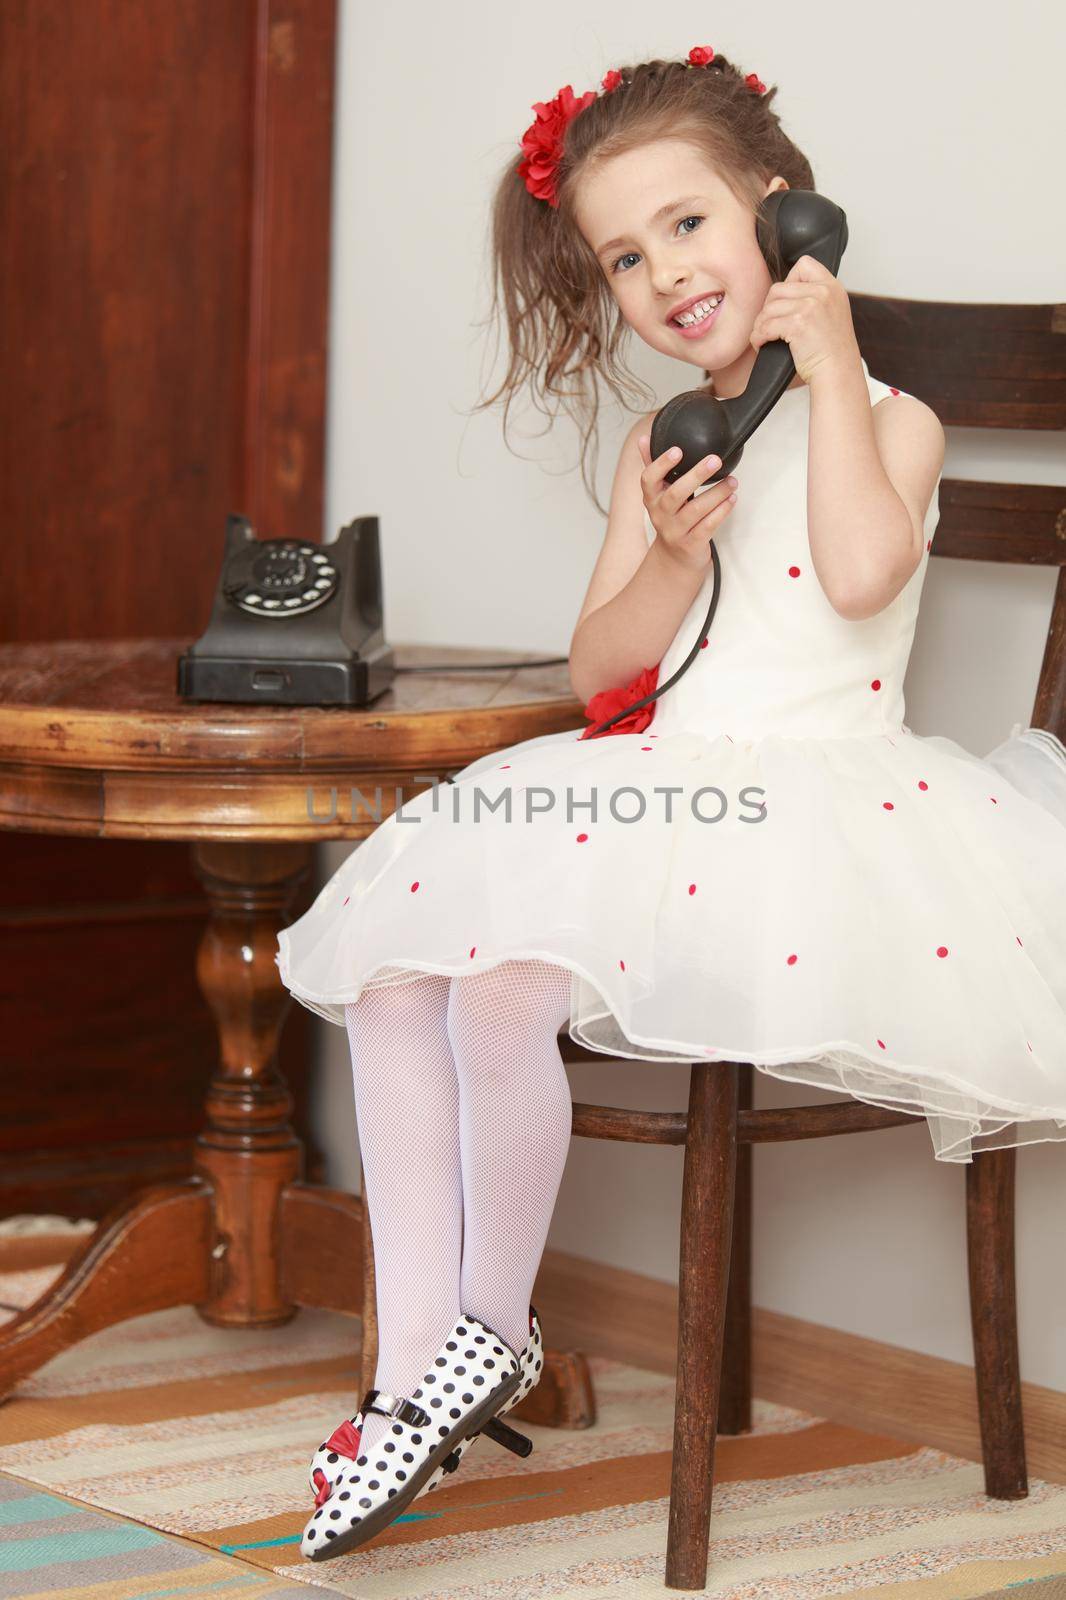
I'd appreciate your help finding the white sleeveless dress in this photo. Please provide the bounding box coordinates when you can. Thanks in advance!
[275,358,1066,1164]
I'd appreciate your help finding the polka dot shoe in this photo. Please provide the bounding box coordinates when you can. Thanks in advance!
[301,1310,529,1561]
[307,1302,545,1509]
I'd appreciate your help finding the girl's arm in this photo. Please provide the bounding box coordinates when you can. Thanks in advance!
[806,354,946,622]
[569,414,706,705]
[570,539,706,705]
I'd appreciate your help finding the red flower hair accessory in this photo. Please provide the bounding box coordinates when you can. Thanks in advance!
[685,44,767,94]
[579,662,660,739]
[517,50,767,208]
[517,84,598,208]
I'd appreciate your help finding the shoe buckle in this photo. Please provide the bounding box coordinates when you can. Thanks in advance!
[362,1388,432,1430]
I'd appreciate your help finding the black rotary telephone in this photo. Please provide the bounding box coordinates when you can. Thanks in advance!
[583,187,849,736]
[177,514,396,705]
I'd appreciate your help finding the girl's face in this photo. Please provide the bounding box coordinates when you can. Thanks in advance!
[574,139,794,399]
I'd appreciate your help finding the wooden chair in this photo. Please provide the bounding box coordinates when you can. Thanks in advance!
[359,299,1064,1591]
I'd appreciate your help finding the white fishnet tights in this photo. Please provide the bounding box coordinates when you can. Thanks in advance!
[343,959,573,1461]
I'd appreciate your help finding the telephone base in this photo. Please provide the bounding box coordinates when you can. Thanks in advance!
[176,644,395,707]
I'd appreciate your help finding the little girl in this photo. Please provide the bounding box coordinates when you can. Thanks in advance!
[277,46,1066,1562]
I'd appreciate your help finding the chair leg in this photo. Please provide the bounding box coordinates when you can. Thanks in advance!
[965,1145,1028,1499]
[718,1063,753,1436]
[665,1060,739,1592]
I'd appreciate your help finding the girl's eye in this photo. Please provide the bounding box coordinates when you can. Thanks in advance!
[611,215,704,274]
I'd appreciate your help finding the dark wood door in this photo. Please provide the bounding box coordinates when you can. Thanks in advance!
[0,0,338,1215]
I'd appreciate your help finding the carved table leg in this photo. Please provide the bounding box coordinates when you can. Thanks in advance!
[196,843,372,1326]
[190,840,311,1327]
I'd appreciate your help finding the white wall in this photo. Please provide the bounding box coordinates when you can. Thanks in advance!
[306,0,1066,1390]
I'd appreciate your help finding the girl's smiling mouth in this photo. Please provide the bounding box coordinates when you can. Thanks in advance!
[670,293,725,337]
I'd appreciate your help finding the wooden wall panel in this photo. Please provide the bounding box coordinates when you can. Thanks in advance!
[0,0,337,1216]
[1,2,253,641]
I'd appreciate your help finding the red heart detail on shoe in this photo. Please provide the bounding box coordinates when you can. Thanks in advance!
[312,1468,333,1508]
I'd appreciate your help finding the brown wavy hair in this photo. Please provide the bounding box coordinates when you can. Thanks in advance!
[470,53,815,515]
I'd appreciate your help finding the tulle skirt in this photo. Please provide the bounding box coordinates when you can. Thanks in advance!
[275,721,1066,1164]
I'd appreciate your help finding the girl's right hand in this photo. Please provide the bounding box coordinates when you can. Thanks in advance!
[637,437,738,574]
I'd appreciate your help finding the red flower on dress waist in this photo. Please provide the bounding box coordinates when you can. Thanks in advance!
[579,663,660,739]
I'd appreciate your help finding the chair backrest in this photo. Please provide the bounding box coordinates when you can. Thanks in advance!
[850,294,1066,741]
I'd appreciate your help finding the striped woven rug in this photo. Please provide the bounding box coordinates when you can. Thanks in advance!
[1,1231,1065,1599]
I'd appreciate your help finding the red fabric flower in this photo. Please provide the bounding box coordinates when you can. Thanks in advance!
[518,52,766,212]
[579,663,660,739]
[684,45,764,93]
[517,84,597,208]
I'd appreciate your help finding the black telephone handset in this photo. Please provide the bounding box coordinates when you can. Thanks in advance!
[584,189,849,737]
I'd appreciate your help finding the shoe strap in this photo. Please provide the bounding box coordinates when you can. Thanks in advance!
[361,1388,432,1429]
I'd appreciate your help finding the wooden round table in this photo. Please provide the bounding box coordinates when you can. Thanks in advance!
[0,636,595,1429]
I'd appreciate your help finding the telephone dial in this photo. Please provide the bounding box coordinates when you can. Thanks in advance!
[583,186,849,736]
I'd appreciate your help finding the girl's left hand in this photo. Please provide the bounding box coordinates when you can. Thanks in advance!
[749,255,861,386]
